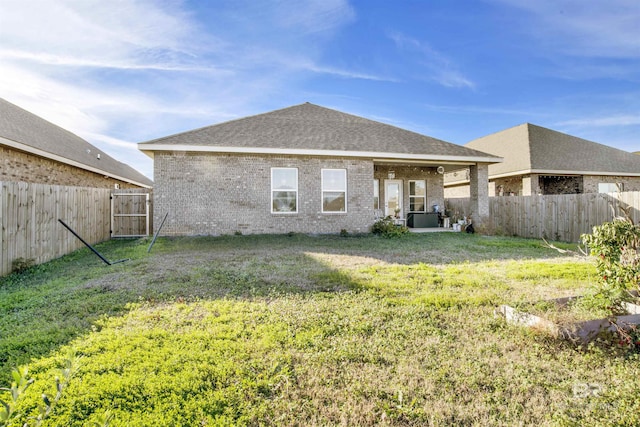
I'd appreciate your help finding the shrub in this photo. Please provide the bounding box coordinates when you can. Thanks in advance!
[0,355,81,427]
[581,217,640,311]
[11,258,35,273]
[371,216,409,238]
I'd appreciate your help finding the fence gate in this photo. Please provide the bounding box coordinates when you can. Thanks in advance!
[111,192,151,237]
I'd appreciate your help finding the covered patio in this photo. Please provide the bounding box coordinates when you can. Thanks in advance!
[373,160,494,230]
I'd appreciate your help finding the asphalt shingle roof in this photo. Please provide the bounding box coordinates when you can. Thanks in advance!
[0,97,152,187]
[466,123,640,176]
[139,102,499,161]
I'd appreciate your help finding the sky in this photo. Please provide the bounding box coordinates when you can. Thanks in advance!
[1,0,639,180]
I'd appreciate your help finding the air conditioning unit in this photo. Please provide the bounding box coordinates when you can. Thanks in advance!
[436,166,445,174]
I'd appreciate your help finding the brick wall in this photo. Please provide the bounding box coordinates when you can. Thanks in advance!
[1,145,140,189]
[443,183,470,198]
[493,176,524,196]
[583,175,640,193]
[153,152,376,235]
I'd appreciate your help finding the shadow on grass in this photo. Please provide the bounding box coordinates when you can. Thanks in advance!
[0,235,362,382]
[0,232,576,383]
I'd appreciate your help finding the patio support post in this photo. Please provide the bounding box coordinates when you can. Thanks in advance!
[469,163,489,225]
[522,174,541,196]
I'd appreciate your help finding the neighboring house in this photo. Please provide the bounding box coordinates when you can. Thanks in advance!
[444,123,640,198]
[0,97,152,189]
[139,102,500,236]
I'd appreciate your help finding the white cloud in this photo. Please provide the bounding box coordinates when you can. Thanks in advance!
[422,103,544,117]
[271,0,356,34]
[493,0,640,58]
[0,0,365,179]
[388,32,475,89]
[0,0,209,64]
[558,115,640,128]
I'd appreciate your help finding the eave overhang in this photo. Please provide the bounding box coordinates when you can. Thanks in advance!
[139,144,502,166]
[2,136,152,188]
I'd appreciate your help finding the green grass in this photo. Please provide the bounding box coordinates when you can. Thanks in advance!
[1,233,639,426]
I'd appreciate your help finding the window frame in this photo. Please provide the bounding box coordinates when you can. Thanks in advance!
[271,167,298,214]
[321,168,347,213]
[408,179,427,213]
[598,182,623,194]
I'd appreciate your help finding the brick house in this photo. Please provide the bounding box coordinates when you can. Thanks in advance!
[0,97,152,189]
[139,103,500,236]
[444,123,640,197]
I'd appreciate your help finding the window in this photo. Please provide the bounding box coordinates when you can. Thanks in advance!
[598,183,623,193]
[271,168,298,213]
[373,179,380,209]
[409,180,426,212]
[322,169,347,212]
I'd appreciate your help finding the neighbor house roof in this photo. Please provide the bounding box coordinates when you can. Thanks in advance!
[465,123,640,178]
[0,97,153,188]
[139,103,501,167]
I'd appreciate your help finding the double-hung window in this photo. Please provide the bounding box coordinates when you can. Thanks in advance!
[271,168,298,213]
[409,180,426,212]
[322,169,347,212]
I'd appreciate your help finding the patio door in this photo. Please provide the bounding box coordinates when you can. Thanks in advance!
[384,180,403,217]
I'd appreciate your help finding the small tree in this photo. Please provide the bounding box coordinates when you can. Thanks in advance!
[581,217,640,312]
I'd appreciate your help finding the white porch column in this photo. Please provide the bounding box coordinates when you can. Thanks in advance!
[522,174,541,196]
[469,163,489,225]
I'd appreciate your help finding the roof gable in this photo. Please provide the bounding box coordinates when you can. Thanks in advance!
[0,98,152,187]
[466,123,532,176]
[139,103,500,163]
[466,123,640,176]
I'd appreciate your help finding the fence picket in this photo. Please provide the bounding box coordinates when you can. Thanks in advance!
[446,191,640,243]
[0,182,113,276]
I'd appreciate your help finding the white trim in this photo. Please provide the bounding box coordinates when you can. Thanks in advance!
[491,169,640,179]
[321,168,347,213]
[445,168,640,186]
[139,143,502,164]
[384,179,403,218]
[2,136,152,188]
[536,169,640,177]
[271,167,298,214]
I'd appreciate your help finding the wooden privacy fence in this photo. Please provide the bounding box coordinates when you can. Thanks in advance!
[1,181,111,276]
[111,189,152,238]
[446,191,640,242]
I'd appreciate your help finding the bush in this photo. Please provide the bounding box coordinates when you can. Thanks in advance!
[581,217,640,311]
[371,216,409,238]
[11,258,35,273]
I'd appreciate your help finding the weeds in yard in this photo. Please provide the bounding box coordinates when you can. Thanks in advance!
[0,353,78,427]
[1,233,639,426]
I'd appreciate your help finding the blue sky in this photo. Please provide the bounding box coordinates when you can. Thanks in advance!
[1,0,639,179]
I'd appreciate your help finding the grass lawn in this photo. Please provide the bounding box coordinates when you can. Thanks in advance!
[1,232,638,426]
